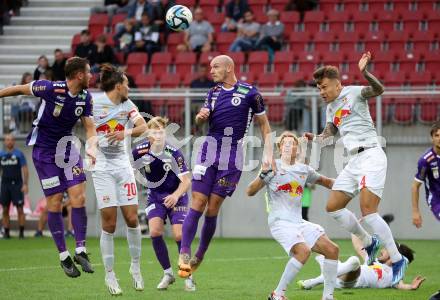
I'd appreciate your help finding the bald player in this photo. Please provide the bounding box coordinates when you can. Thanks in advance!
[178,55,275,279]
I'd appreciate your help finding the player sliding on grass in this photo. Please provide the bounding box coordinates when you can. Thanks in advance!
[132,117,196,291]
[0,57,96,278]
[92,64,147,295]
[178,55,275,280]
[298,235,425,291]
[247,131,338,300]
[304,52,409,286]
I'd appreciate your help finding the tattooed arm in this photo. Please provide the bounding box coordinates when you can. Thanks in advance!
[304,122,338,141]
[359,51,385,98]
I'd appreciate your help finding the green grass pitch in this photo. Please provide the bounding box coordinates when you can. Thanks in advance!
[0,237,439,299]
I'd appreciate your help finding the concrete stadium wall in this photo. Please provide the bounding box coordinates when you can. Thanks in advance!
[13,140,440,240]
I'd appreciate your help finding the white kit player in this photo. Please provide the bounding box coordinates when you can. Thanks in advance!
[92,65,147,295]
[304,52,409,286]
[298,235,425,291]
[247,131,339,300]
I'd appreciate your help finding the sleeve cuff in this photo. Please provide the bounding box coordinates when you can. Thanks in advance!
[414,177,424,183]
[29,81,35,96]
[255,110,266,116]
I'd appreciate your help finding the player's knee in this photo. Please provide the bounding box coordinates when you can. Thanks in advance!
[324,242,339,259]
[149,227,164,238]
[125,215,138,228]
[70,193,86,207]
[102,224,116,233]
[291,243,311,263]
[174,232,182,242]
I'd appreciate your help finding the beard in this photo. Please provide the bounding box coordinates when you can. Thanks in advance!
[120,94,128,102]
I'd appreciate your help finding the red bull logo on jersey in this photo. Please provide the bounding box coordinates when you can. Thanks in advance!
[276,181,303,197]
[96,119,125,134]
[333,107,351,127]
[369,264,383,280]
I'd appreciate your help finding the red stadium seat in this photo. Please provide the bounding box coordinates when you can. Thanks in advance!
[110,13,127,33]
[200,52,220,65]
[280,11,300,29]
[216,32,236,53]
[167,100,184,123]
[135,73,157,88]
[418,99,440,123]
[282,72,308,87]
[182,73,198,86]
[237,71,256,84]
[178,0,196,8]
[88,14,109,37]
[289,31,314,52]
[274,51,294,74]
[257,73,280,88]
[167,33,184,53]
[150,52,173,75]
[249,0,267,14]
[225,52,245,72]
[175,52,197,75]
[265,98,285,124]
[248,51,269,74]
[368,98,391,124]
[271,0,290,12]
[384,71,408,86]
[303,11,325,32]
[159,73,181,88]
[199,0,219,11]
[393,99,417,124]
[407,71,434,86]
[126,52,148,76]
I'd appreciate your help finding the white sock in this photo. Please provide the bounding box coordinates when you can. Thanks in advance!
[75,246,86,254]
[100,230,114,272]
[362,213,402,263]
[322,259,338,299]
[164,267,173,275]
[274,257,303,296]
[305,257,360,289]
[127,225,141,266]
[328,208,372,247]
[59,250,70,261]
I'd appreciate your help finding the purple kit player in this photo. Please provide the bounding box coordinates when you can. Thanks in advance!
[132,117,195,291]
[178,55,275,279]
[412,122,440,227]
[0,57,97,278]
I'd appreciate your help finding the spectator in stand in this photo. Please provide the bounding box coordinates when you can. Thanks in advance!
[221,0,249,32]
[133,12,160,63]
[146,0,175,40]
[177,7,213,53]
[52,49,66,81]
[190,64,215,89]
[0,134,29,239]
[229,10,260,52]
[40,69,54,81]
[256,9,284,62]
[16,72,37,133]
[74,30,96,61]
[128,0,149,23]
[33,55,51,81]
[114,19,136,58]
[91,0,130,16]
[285,0,319,23]
[89,34,116,72]
[21,72,32,85]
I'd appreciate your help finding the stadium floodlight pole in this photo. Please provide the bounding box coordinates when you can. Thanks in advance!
[0,97,3,135]
[376,95,383,137]
[184,89,191,160]
[311,95,318,135]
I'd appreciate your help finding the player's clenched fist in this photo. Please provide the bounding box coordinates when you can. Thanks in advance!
[196,107,210,121]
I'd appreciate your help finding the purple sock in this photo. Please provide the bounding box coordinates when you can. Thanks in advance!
[181,208,203,255]
[195,215,217,260]
[71,207,87,248]
[176,240,181,253]
[152,236,171,270]
[47,212,67,253]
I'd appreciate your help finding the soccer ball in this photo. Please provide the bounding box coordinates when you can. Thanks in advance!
[166,5,193,32]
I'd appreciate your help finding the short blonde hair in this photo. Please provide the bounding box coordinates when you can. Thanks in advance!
[276,131,299,152]
[146,116,168,129]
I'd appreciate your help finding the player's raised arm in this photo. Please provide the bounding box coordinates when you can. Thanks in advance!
[359,51,385,99]
[411,180,423,228]
[247,161,273,196]
[304,122,338,142]
[0,83,33,98]
[395,276,426,290]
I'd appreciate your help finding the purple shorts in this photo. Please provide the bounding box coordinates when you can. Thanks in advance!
[32,146,86,197]
[429,201,440,221]
[192,140,243,198]
[146,192,189,225]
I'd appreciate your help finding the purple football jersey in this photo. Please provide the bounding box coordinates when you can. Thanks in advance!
[203,81,265,144]
[132,141,189,198]
[415,148,440,206]
[27,80,93,148]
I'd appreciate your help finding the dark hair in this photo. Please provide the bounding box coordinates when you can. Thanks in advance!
[54,48,63,53]
[313,65,340,84]
[64,56,89,79]
[397,243,415,264]
[81,29,90,36]
[38,55,48,61]
[430,122,440,136]
[100,64,125,92]
[21,72,32,85]
[96,34,107,43]
[244,9,254,15]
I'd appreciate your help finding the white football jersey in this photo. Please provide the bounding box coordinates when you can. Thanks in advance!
[326,86,379,152]
[265,160,321,224]
[92,92,142,171]
[356,262,393,289]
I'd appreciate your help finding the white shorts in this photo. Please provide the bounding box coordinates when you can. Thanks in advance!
[269,219,325,255]
[92,168,139,209]
[333,147,387,198]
